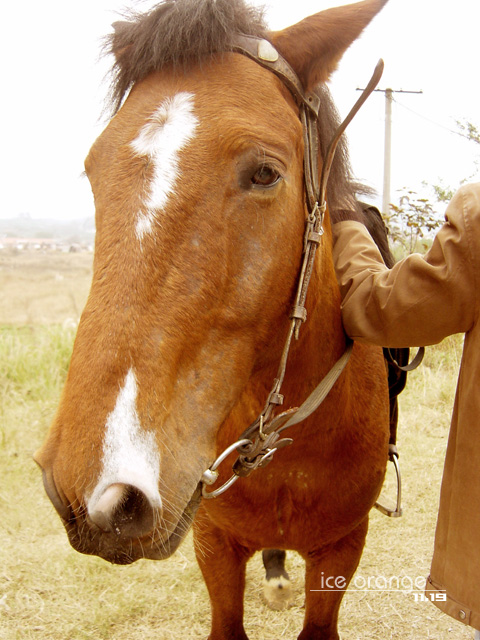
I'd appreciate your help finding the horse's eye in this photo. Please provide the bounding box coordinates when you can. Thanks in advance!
[251,166,281,188]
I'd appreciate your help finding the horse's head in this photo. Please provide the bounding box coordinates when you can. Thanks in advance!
[35,0,386,564]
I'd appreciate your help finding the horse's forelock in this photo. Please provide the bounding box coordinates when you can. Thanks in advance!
[104,0,267,114]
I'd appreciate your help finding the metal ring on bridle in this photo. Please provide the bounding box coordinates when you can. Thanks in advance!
[201,438,251,498]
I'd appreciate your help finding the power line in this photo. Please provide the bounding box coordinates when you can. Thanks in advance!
[393,98,475,141]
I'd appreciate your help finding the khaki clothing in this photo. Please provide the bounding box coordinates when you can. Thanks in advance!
[332,183,480,628]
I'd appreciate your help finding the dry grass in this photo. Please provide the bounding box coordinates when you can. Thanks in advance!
[0,253,473,639]
[0,252,93,325]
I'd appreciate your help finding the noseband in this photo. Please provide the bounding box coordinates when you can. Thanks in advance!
[202,37,384,498]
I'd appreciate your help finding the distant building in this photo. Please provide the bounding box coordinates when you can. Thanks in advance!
[0,237,92,253]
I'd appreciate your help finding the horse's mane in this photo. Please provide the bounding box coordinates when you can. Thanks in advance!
[104,0,368,217]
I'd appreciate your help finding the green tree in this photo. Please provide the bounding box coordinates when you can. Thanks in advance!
[386,189,442,254]
[431,119,480,203]
[430,180,455,204]
[456,118,480,146]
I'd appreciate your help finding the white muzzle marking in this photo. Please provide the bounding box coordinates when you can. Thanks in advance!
[87,368,161,516]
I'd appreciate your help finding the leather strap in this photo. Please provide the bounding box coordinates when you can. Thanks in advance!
[232,36,321,117]
[279,339,354,430]
[385,346,425,372]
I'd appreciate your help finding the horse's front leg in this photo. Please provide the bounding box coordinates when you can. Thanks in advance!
[193,505,254,640]
[298,518,369,640]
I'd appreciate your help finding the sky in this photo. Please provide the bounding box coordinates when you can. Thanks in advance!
[2,0,480,220]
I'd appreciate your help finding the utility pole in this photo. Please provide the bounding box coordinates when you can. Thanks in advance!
[356,86,423,215]
[382,88,393,216]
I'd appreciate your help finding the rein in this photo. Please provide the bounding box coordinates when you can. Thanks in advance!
[201,37,384,499]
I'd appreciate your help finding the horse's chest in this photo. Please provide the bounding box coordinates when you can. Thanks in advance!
[267,475,311,539]
[218,469,333,547]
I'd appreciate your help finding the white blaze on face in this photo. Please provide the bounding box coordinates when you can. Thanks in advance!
[87,368,161,514]
[131,92,199,240]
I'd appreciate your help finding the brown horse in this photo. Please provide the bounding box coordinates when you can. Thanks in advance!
[35,1,389,638]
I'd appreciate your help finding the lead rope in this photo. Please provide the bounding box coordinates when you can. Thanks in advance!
[201,44,385,499]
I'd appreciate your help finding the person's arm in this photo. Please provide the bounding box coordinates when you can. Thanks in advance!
[332,184,480,348]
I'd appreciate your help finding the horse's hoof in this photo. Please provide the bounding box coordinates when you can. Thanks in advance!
[262,574,294,610]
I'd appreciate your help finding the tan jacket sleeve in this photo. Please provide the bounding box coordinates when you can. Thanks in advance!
[332,184,480,347]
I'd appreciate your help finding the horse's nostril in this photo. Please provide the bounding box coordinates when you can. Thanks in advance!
[88,483,158,538]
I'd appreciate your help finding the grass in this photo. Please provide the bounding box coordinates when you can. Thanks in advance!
[0,253,473,639]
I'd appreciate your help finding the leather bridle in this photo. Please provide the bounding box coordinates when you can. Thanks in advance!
[201,36,384,498]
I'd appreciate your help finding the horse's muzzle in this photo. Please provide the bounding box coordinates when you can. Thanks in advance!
[35,457,202,564]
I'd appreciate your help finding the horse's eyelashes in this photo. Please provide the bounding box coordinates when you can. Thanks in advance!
[236,159,283,191]
[251,165,282,188]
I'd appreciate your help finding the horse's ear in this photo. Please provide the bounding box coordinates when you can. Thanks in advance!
[269,0,387,91]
